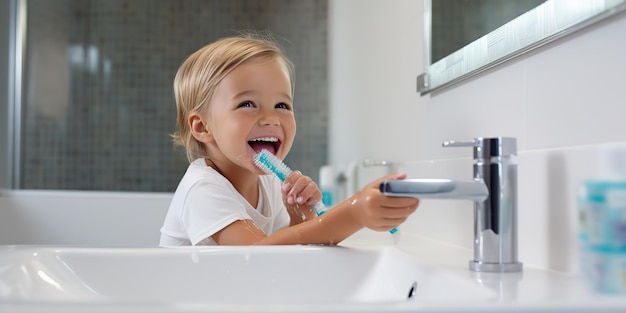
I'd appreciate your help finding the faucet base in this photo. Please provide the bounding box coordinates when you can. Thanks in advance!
[469,260,523,273]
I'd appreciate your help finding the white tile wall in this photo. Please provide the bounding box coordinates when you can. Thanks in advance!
[524,13,626,149]
[329,0,626,273]
[0,190,171,246]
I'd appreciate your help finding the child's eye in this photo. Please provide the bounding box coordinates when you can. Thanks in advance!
[276,102,292,110]
[237,101,255,108]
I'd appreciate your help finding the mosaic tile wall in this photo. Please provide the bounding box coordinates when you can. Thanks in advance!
[22,0,328,192]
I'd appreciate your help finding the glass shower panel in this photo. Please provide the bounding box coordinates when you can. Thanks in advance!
[21,0,328,192]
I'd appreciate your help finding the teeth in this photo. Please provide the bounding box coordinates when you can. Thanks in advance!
[250,137,278,142]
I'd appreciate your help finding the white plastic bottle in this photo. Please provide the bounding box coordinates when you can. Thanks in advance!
[579,145,626,293]
[319,165,335,207]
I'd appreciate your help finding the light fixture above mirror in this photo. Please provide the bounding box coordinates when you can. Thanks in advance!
[418,0,626,95]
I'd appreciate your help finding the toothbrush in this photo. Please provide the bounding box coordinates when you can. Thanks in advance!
[253,149,398,235]
[253,149,327,216]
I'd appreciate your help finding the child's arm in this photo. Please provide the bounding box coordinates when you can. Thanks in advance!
[211,173,419,245]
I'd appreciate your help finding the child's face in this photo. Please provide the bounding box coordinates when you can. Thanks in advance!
[205,57,296,173]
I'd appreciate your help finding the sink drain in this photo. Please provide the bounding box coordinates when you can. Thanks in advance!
[407,281,417,299]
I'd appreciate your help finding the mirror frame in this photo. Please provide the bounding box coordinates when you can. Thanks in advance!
[419,0,626,95]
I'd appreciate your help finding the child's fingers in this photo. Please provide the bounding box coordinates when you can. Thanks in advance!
[283,170,307,191]
[382,205,418,218]
[366,215,408,231]
[366,173,408,189]
[291,180,321,204]
[284,171,322,205]
[366,191,418,226]
[380,196,419,209]
[364,173,420,209]
[300,182,322,205]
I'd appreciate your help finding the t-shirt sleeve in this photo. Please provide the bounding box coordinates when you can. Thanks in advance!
[263,174,291,232]
[181,180,252,245]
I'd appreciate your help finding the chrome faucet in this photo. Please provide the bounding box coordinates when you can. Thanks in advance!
[380,137,523,273]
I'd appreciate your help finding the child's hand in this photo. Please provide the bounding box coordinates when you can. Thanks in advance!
[281,170,321,223]
[348,173,419,232]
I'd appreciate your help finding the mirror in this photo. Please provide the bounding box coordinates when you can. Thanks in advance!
[419,0,626,95]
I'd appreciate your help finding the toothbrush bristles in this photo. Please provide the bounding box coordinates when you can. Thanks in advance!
[253,149,292,182]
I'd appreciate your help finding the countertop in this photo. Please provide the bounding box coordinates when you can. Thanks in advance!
[342,230,626,313]
[1,231,625,313]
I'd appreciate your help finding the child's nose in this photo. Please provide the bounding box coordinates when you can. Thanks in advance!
[260,112,280,126]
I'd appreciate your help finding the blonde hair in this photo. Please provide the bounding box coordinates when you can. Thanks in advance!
[172,35,295,162]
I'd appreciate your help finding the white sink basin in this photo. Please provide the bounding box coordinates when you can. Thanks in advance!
[0,245,495,311]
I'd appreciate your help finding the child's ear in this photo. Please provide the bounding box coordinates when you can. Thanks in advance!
[189,113,214,143]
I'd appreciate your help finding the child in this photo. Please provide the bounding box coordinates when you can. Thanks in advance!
[159,35,419,246]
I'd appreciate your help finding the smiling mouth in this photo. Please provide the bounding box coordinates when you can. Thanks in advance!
[248,137,280,155]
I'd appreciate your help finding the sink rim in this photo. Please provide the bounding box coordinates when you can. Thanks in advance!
[0,245,435,305]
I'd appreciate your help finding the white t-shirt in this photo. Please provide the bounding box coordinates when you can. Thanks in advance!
[159,158,290,246]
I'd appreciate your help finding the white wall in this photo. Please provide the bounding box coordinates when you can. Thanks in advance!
[0,190,171,246]
[329,0,626,273]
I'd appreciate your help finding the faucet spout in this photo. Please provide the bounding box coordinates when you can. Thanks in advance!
[379,179,488,201]
[380,137,523,273]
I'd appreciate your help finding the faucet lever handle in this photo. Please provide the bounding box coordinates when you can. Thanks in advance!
[442,140,477,148]
[443,137,517,157]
